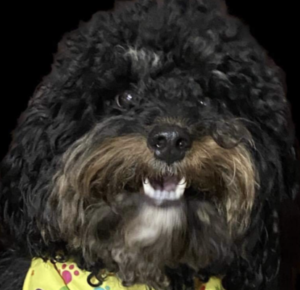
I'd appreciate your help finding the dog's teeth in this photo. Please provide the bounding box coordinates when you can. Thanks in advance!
[161,190,168,199]
[170,191,176,200]
[175,178,186,198]
[143,177,186,202]
[179,177,186,186]
[143,178,155,197]
[159,190,164,199]
[155,190,161,199]
[165,190,172,200]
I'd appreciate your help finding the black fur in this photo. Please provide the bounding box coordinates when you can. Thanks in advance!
[0,0,299,289]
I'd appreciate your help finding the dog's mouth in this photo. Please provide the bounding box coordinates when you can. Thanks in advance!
[142,175,187,204]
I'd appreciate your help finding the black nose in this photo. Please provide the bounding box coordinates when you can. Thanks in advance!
[147,125,193,165]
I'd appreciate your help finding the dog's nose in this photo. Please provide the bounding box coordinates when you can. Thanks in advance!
[147,125,192,164]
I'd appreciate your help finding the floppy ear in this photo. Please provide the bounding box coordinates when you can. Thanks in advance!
[0,85,53,249]
[0,18,99,250]
[0,84,98,250]
[0,3,105,248]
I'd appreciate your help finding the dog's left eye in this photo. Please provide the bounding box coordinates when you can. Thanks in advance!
[199,100,206,106]
[115,92,134,109]
[198,97,210,107]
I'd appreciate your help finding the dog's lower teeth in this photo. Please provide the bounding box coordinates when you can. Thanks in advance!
[143,177,186,201]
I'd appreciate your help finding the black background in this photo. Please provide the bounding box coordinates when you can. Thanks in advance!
[0,1,299,287]
[1,0,298,160]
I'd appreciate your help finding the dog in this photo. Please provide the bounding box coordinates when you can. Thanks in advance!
[0,0,299,289]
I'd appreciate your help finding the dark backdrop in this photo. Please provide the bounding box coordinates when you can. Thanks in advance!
[1,0,298,160]
[0,1,299,288]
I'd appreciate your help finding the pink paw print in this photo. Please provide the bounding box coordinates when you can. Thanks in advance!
[58,263,80,284]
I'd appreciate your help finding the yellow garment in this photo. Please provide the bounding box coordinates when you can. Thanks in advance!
[23,258,224,290]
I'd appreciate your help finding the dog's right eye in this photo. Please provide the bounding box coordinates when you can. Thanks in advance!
[115,92,134,109]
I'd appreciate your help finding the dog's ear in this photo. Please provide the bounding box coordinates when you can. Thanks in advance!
[0,4,109,247]
[0,73,97,248]
[0,84,52,247]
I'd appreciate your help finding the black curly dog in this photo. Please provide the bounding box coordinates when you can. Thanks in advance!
[1,0,299,289]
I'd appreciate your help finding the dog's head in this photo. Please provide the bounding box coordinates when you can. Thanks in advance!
[1,0,297,289]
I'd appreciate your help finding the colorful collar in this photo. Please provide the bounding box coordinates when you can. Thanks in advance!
[23,258,225,290]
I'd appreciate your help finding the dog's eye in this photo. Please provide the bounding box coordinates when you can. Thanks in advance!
[115,92,134,109]
[199,97,209,107]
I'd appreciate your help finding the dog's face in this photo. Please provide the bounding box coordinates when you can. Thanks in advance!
[48,69,256,284]
[2,0,294,289]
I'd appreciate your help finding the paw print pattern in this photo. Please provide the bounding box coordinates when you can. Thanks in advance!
[58,263,80,284]
[95,286,110,290]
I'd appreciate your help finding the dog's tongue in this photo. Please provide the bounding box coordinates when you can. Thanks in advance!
[149,176,180,192]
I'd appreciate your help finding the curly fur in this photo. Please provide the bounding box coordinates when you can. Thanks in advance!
[45,130,255,287]
[0,0,299,290]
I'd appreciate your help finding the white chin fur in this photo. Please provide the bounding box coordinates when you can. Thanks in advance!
[124,205,185,248]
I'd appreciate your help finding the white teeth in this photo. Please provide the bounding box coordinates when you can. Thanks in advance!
[162,190,168,199]
[169,191,175,200]
[155,190,162,199]
[143,178,155,198]
[175,178,186,199]
[143,177,187,201]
